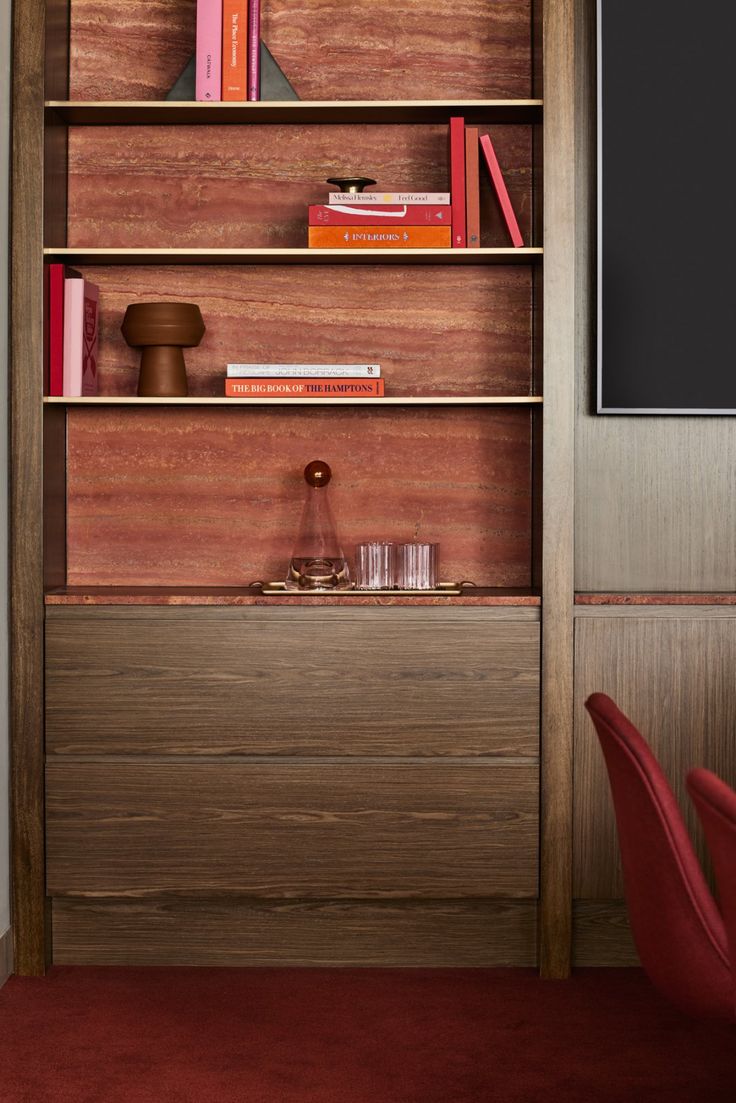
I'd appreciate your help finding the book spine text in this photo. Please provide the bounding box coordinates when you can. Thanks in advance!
[247,0,260,100]
[222,0,247,100]
[308,226,451,249]
[327,192,450,205]
[225,378,385,396]
[227,364,381,377]
[196,0,223,101]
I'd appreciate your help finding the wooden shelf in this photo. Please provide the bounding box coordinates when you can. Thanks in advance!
[44,396,543,407]
[46,99,543,126]
[44,247,542,266]
[44,586,542,608]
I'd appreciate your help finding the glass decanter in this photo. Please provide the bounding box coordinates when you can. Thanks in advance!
[284,460,351,590]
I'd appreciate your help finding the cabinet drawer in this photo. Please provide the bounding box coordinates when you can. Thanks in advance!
[46,606,540,757]
[46,760,539,898]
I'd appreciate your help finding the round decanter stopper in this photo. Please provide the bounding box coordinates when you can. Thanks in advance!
[304,460,332,488]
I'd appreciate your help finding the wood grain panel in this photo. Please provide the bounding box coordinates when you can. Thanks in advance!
[68,264,533,399]
[10,0,48,975]
[46,607,540,757]
[46,760,539,897]
[65,406,533,588]
[52,898,537,966]
[538,0,577,977]
[574,615,736,897]
[69,1,532,101]
[67,124,533,249]
[572,901,638,966]
[0,927,13,987]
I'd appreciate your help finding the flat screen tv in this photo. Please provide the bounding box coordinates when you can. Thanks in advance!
[597,0,735,413]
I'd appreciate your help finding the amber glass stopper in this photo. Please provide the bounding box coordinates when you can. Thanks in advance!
[304,460,332,488]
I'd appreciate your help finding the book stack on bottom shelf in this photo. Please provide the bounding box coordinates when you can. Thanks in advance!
[224,363,385,399]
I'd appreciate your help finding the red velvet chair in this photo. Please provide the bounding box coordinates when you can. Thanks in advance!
[584,693,733,1020]
[687,767,736,1017]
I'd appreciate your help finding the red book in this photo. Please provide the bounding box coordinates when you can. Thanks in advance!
[225,378,385,397]
[448,117,466,248]
[46,263,82,396]
[465,127,480,248]
[222,0,247,100]
[247,0,260,100]
[309,204,450,227]
[479,133,524,248]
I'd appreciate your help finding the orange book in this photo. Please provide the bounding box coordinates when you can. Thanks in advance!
[308,226,451,249]
[225,378,385,397]
[465,127,481,248]
[222,0,247,100]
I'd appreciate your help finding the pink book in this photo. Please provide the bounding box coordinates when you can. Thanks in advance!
[247,0,260,100]
[82,280,99,396]
[196,0,223,101]
[62,275,85,396]
[479,133,524,248]
[448,117,466,248]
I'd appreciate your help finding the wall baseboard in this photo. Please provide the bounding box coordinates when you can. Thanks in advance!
[0,927,13,988]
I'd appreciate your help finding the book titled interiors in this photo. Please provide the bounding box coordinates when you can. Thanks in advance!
[309,226,451,249]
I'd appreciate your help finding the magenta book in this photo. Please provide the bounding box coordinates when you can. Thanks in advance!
[479,133,524,248]
[82,281,99,396]
[247,0,260,100]
[196,0,223,101]
[309,204,450,226]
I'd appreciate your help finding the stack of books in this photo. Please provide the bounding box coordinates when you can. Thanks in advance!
[45,264,99,397]
[308,193,452,250]
[196,0,260,101]
[309,118,524,251]
[224,364,384,399]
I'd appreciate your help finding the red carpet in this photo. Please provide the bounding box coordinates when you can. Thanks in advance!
[0,967,734,1102]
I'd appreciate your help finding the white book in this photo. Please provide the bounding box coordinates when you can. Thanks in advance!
[226,364,381,378]
[63,276,85,396]
[328,192,450,205]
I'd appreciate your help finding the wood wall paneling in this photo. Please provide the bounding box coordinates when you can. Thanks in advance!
[573,614,736,898]
[46,607,540,757]
[65,406,533,588]
[46,760,539,897]
[69,1,533,101]
[52,898,538,966]
[572,901,638,966]
[538,0,577,977]
[10,0,49,975]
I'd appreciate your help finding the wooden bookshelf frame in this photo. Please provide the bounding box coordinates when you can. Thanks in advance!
[9,0,579,977]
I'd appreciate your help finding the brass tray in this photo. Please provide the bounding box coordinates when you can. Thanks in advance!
[251,581,470,596]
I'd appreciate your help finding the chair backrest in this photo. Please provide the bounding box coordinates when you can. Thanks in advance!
[584,692,733,1020]
[687,766,736,1017]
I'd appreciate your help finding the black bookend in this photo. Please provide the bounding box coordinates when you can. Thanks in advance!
[165,42,299,101]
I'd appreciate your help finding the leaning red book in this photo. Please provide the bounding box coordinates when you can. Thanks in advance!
[479,133,524,248]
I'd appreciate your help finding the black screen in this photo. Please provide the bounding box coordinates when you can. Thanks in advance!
[598,0,736,412]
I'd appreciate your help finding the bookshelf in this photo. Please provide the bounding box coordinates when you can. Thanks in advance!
[10,0,577,977]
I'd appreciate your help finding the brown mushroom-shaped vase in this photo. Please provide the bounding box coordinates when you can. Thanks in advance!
[121,302,205,397]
